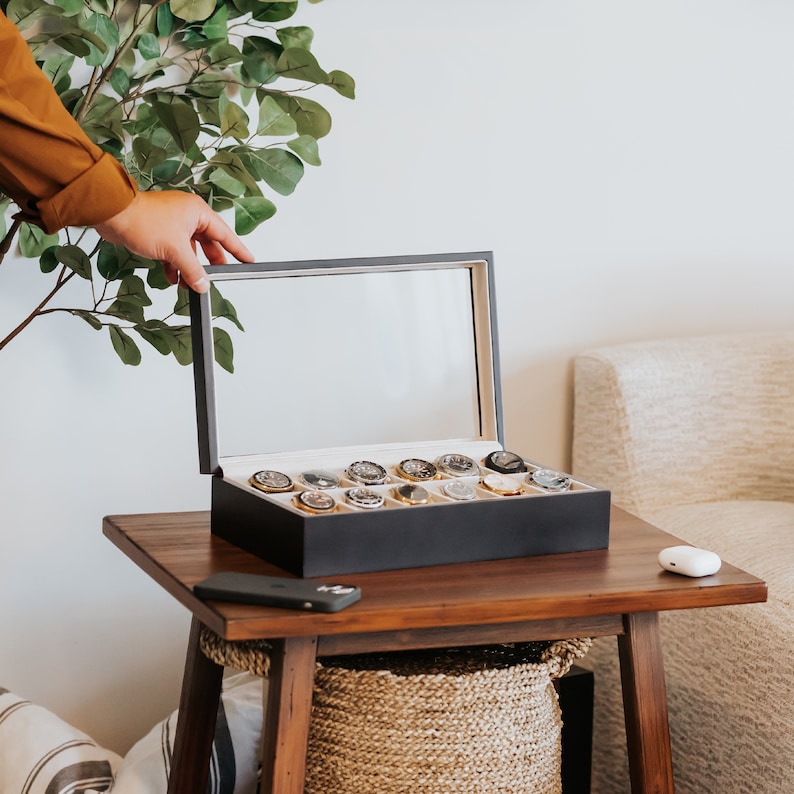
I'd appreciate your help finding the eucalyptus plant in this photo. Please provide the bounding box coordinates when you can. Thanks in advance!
[0,0,354,370]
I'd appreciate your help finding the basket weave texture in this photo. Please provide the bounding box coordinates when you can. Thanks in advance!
[305,639,592,794]
[198,630,591,794]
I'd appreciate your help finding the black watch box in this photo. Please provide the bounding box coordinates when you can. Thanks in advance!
[190,251,610,577]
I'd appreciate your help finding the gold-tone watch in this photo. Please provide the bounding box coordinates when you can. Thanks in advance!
[293,490,337,514]
[435,453,479,478]
[396,458,438,481]
[480,473,523,496]
[392,483,431,505]
[249,469,293,494]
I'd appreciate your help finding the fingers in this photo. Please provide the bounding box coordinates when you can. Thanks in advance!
[94,190,256,294]
[162,244,211,293]
[194,206,255,265]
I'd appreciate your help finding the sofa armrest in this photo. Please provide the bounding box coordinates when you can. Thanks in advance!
[572,331,794,516]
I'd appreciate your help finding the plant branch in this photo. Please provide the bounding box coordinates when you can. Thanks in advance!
[0,267,76,351]
[76,0,168,124]
[0,217,22,265]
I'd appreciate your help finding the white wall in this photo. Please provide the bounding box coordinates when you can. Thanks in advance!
[2,0,793,753]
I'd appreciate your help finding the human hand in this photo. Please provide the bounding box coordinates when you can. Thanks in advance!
[94,191,255,293]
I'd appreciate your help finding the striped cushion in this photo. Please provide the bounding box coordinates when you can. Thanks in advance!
[0,688,121,794]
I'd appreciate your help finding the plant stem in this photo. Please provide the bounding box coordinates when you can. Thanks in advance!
[76,0,168,124]
[0,218,22,265]
[0,267,76,351]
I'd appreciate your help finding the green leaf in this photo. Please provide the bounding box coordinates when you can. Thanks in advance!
[220,103,249,140]
[109,67,130,97]
[233,196,277,235]
[39,247,59,274]
[137,32,160,60]
[327,69,356,99]
[55,33,92,58]
[241,36,282,83]
[54,245,92,280]
[276,47,328,84]
[116,274,153,308]
[109,326,142,365]
[41,54,74,93]
[132,137,169,172]
[276,26,314,51]
[73,310,103,330]
[19,224,59,258]
[210,150,261,195]
[106,299,145,324]
[82,12,118,67]
[210,283,244,331]
[248,1,298,22]
[146,262,173,290]
[157,3,175,36]
[213,326,234,373]
[135,321,172,355]
[53,0,84,16]
[257,95,297,137]
[166,325,193,365]
[287,134,321,166]
[132,140,163,172]
[202,2,228,40]
[250,148,304,196]
[204,41,242,68]
[270,94,332,139]
[151,100,201,153]
[174,285,191,316]
[170,0,217,22]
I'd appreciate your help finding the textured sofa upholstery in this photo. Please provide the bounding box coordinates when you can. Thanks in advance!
[572,331,794,794]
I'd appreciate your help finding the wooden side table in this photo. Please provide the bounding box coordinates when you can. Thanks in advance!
[103,507,767,794]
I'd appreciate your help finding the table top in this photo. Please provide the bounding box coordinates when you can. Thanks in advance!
[103,507,767,643]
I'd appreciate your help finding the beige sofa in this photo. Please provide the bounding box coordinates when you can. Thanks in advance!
[572,331,794,794]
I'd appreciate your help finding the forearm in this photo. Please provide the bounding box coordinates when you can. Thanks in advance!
[0,11,137,233]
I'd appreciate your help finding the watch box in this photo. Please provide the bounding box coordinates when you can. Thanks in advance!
[190,252,610,576]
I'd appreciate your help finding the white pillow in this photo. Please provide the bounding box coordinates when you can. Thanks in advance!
[0,687,121,794]
[112,672,264,794]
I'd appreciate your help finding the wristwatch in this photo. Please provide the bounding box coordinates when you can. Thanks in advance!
[481,473,523,496]
[300,469,340,490]
[392,483,431,505]
[484,450,527,475]
[435,453,479,477]
[249,469,293,494]
[345,487,385,510]
[396,458,438,481]
[346,460,388,486]
[442,480,477,501]
[527,468,572,492]
[293,490,337,514]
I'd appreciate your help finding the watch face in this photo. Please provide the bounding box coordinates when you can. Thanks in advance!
[481,473,523,496]
[442,480,477,501]
[345,487,385,510]
[294,490,337,514]
[249,469,293,493]
[300,469,340,490]
[484,450,527,475]
[527,468,572,492]
[392,483,430,505]
[396,458,438,481]
[435,453,479,477]
[346,460,388,485]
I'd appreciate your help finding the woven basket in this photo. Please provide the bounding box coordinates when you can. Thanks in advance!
[199,630,591,794]
[305,639,592,794]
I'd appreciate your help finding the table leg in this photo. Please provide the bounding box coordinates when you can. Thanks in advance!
[618,611,675,794]
[260,635,318,794]
[167,616,225,794]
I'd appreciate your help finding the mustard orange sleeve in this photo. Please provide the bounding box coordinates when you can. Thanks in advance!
[0,11,137,234]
